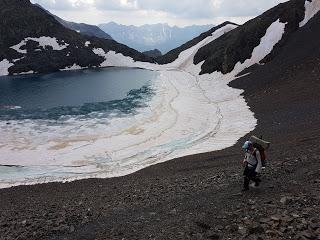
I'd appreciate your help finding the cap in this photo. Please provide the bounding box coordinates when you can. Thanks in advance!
[242,140,253,150]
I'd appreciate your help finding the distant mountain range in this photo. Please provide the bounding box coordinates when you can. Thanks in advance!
[99,22,214,54]
[34,3,112,40]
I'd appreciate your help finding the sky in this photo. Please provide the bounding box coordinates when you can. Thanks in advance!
[30,0,289,27]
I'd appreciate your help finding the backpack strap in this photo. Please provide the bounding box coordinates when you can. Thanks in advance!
[252,149,259,165]
[253,148,257,158]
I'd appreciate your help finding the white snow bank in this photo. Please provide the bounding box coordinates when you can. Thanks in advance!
[13,70,34,76]
[93,48,135,67]
[10,37,69,54]
[0,59,14,76]
[164,24,238,70]
[61,64,83,71]
[300,0,320,27]
[233,19,286,73]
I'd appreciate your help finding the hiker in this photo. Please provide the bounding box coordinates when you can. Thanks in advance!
[242,140,262,191]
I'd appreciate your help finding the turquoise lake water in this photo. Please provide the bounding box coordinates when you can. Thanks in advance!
[0,68,158,120]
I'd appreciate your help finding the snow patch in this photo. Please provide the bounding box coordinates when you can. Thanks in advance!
[10,37,69,54]
[93,48,136,67]
[61,64,82,71]
[300,0,320,27]
[10,41,27,54]
[233,19,286,73]
[13,70,34,75]
[85,41,91,47]
[0,59,14,76]
[163,24,238,70]
[13,58,24,63]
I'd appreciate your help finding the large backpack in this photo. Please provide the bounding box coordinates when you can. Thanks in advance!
[250,136,270,167]
[253,143,266,166]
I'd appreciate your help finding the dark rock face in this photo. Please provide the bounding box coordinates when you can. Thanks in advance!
[0,0,152,75]
[156,22,238,64]
[194,0,307,74]
[143,49,162,58]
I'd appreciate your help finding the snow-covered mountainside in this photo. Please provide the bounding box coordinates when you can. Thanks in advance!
[98,22,214,53]
[34,3,113,40]
[0,0,152,76]
[156,21,239,64]
[193,0,320,75]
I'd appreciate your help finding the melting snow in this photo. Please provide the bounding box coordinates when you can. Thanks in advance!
[0,59,14,76]
[300,0,320,27]
[13,70,35,76]
[10,36,69,54]
[61,64,83,71]
[93,48,136,67]
[233,19,286,72]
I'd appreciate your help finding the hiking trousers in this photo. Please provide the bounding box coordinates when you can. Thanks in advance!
[243,165,261,189]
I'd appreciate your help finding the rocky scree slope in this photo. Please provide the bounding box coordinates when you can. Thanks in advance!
[0,0,152,75]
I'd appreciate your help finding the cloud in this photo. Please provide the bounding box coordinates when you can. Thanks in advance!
[209,0,289,17]
[31,0,289,25]
[31,0,92,10]
[32,0,288,17]
[94,0,138,11]
[92,0,288,18]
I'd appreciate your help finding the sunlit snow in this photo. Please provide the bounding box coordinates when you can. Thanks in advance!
[300,0,320,27]
[0,59,14,76]
[10,36,69,54]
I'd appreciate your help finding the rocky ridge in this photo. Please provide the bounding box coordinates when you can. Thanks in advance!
[34,4,113,40]
[142,49,162,58]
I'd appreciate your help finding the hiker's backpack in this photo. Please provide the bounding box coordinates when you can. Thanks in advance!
[253,143,266,166]
[250,135,271,167]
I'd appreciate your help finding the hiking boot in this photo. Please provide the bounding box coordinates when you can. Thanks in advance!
[254,179,261,187]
